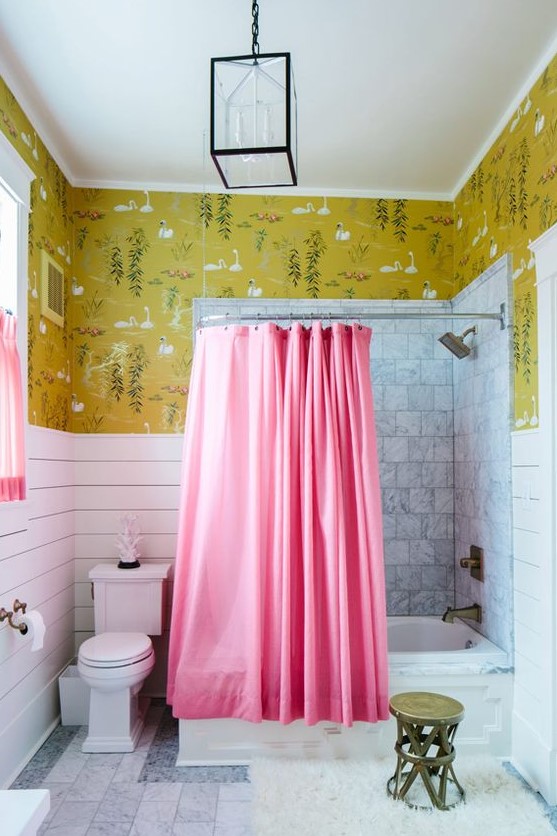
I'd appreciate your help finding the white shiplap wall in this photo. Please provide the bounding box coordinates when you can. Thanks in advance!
[0,430,184,788]
[511,430,546,793]
[0,427,75,788]
[74,434,183,695]
[515,223,557,805]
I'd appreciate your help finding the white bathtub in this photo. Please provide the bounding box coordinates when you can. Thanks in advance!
[176,616,513,765]
[388,616,509,673]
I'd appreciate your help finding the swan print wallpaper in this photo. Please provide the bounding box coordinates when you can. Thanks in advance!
[2,47,557,433]
[1,77,74,431]
[69,191,453,432]
[454,60,557,428]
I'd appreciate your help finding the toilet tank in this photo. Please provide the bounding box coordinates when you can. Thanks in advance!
[89,563,171,635]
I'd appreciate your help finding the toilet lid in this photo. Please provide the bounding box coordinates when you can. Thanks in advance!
[79,632,153,667]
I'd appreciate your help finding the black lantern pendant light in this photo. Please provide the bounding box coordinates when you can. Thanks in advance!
[210,0,297,189]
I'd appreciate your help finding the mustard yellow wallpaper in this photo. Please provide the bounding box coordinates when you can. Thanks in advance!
[454,54,557,429]
[69,191,453,432]
[3,47,557,434]
[1,77,73,431]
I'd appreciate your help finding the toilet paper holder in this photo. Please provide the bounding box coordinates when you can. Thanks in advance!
[0,599,29,634]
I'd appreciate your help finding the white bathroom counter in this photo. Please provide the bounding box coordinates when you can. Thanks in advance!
[0,789,50,835]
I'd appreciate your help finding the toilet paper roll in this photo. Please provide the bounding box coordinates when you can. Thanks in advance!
[13,609,46,651]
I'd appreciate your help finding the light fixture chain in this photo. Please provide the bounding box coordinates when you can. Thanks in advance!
[251,0,260,55]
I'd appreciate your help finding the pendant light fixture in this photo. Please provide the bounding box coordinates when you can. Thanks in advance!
[210,0,297,189]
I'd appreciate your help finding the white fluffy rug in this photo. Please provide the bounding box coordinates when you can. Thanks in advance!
[250,756,555,836]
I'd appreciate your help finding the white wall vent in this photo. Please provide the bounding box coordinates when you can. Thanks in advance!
[40,250,64,327]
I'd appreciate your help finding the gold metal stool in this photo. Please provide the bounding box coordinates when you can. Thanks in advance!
[387,691,466,810]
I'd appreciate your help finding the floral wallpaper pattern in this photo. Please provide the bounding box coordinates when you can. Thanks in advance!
[1,50,557,433]
[454,56,557,428]
[69,190,453,432]
[1,77,74,431]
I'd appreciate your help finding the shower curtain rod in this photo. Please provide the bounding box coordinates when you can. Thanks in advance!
[198,304,506,329]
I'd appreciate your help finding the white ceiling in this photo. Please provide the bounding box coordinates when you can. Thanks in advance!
[0,0,557,199]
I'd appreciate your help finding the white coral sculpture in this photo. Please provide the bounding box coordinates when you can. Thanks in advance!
[115,513,142,566]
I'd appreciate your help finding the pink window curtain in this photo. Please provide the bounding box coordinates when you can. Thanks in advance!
[0,309,26,501]
[167,322,389,726]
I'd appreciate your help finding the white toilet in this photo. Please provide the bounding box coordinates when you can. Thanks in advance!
[78,562,171,753]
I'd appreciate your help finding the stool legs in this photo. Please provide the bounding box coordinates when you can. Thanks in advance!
[387,718,465,810]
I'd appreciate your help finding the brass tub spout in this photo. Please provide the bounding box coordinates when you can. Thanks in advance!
[442,603,482,623]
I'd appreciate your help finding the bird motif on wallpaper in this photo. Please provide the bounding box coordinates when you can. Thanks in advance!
[158,220,174,238]
[71,394,85,413]
[317,197,331,215]
[405,252,418,273]
[114,200,138,212]
[39,177,47,201]
[527,247,536,270]
[247,279,263,297]
[534,109,545,137]
[530,396,539,427]
[114,316,138,329]
[57,241,71,264]
[57,361,71,384]
[292,202,315,214]
[515,411,529,428]
[512,259,527,280]
[204,259,227,271]
[380,261,403,273]
[490,238,498,259]
[72,278,84,296]
[39,318,47,334]
[422,281,437,299]
[335,222,350,241]
[510,106,522,133]
[158,336,174,355]
[29,271,38,299]
[21,130,39,160]
[140,306,154,329]
[229,250,243,272]
[140,191,153,213]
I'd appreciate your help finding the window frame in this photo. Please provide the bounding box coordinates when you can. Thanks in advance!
[0,128,34,532]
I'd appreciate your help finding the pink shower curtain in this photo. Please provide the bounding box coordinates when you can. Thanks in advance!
[0,309,26,502]
[167,321,389,726]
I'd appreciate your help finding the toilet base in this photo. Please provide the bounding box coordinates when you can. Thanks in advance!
[82,692,151,753]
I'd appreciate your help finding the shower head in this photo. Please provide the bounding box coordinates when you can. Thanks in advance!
[438,326,477,359]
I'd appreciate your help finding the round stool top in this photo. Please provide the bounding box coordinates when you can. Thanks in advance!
[389,691,465,724]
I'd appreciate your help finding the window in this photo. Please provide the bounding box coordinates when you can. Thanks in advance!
[0,129,33,529]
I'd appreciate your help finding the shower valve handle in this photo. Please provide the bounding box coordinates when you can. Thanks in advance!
[459,546,483,582]
[459,557,480,569]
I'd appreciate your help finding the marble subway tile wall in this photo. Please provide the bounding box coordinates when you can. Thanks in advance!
[373,316,454,616]
[452,256,513,654]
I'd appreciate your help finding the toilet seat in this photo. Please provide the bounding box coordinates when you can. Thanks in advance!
[79,632,153,668]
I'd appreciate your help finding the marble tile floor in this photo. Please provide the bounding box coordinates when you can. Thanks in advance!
[10,700,253,836]
[10,699,557,835]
